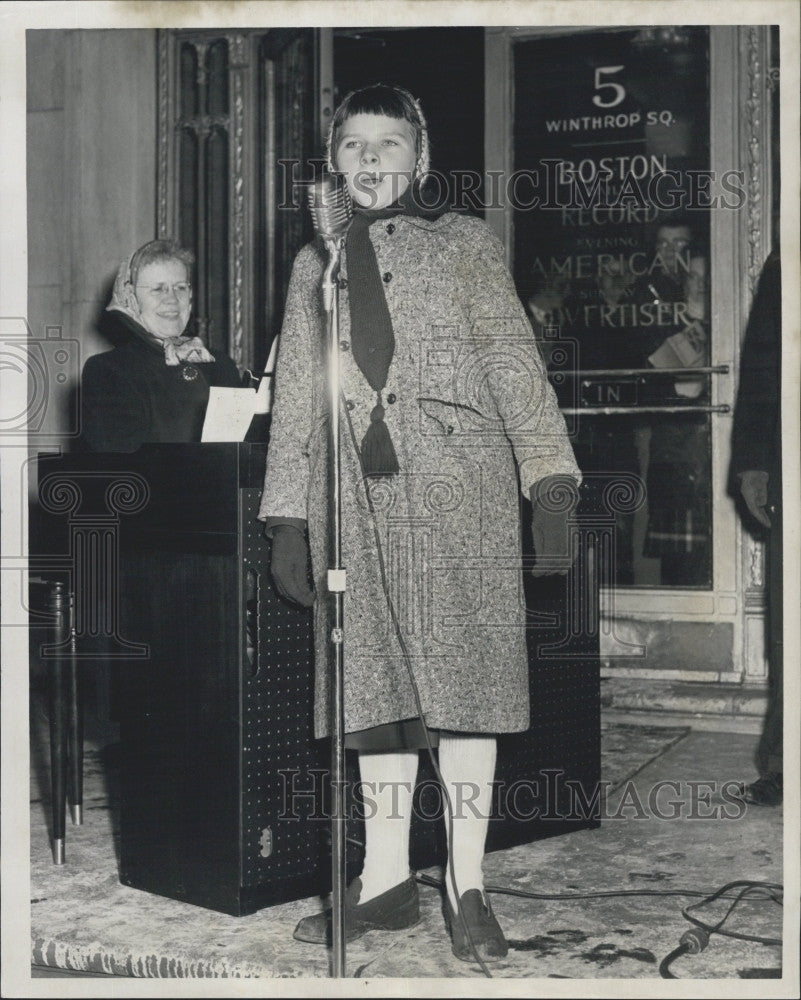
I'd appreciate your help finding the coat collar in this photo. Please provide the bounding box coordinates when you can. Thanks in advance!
[366,211,461,234]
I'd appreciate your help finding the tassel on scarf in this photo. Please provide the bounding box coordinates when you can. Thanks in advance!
[361,396,399,476]
[344,187,445,476]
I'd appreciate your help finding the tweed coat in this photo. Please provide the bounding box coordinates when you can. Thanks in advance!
[259,212,580,738]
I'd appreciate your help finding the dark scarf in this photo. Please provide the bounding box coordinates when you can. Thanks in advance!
[345,181,445,475]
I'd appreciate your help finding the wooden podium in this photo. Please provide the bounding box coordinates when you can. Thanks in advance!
[34,443,600,916]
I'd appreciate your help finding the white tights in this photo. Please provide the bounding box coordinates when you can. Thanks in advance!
[356,749,418,903]
[356,735,497,909]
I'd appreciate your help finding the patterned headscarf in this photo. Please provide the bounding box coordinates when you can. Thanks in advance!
[325,84,431,181]
[106,246,215,366]
[107,252,144,326]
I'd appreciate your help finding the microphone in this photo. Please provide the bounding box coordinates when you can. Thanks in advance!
[308,173,354,242]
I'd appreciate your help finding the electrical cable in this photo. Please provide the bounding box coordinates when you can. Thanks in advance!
[417,870,782,911]
[659,935,703,979]
[416,871,783,978]
[681,880,783,946]
[343,398,493,978]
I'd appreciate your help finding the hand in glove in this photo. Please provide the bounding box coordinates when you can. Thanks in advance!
[738,470,771,528]
[530,475,579,577]
[270,524,315,607]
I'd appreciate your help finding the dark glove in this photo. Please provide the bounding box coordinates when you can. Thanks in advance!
[270,524,315,607]
[530,476,579,577]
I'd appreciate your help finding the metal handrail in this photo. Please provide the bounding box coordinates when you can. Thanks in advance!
[551,365,729,378]
[561,404,730,415]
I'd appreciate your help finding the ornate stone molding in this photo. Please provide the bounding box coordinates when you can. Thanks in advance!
[739,26,772,683]
[228,31,246,67]
[747,534,765,591]
[744,26,770,296]
[767,65,780,92]
[157,30,171,238]
[229,34,247,368]
[283,36,308,271]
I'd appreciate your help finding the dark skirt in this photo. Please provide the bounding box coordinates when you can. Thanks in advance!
[344,717,440,752]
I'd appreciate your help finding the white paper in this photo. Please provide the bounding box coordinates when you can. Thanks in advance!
[265,334,279,374]
[201,387,258,442]
[253,373,273,414]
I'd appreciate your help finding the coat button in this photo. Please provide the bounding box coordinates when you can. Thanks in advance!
[446,425,454,435]
[383,271,392,283]
[387,393,396,404]
[346,400,355,411]
[340,341,349,352]
[339,277,348,289]
[386,223,395,235]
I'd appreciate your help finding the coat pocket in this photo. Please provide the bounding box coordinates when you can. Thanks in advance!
[417,396,489,440]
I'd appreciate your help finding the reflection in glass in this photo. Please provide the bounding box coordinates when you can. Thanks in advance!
[513,27,713,589]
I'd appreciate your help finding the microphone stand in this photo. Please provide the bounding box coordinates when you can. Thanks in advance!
[321,232,348,978]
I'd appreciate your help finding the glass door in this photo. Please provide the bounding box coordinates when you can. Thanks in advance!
[486,25,777,681]
[513,27,715,590]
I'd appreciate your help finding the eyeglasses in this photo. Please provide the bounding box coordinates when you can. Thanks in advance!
[656,239,690,250]
[135,282,192,299]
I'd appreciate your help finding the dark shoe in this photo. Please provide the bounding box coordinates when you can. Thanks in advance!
[445,889,508,962]
[293,876,420,945]
[740,773,783,806]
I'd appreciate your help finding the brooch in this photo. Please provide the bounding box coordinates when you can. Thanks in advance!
[181,364,199,381]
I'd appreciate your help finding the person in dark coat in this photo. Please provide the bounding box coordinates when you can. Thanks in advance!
[259,84,580,960]
[81,239,241,452]
[731,250,783,806]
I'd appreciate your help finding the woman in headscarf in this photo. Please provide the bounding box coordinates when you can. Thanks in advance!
[81,239,241,452]
[260,84,580,960]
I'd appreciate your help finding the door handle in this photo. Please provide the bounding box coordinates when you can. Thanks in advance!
[557,365,730,377]
[552,365,730,414]
[560,404,730,415]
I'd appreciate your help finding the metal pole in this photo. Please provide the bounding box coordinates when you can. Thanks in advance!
[322,237,347,978]
[47,581,69,864]
[560,404,731,415]
[557,365,730,378]
[68,603,83,827]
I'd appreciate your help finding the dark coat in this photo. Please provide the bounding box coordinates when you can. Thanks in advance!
[259,212,580,738]
[80,314,241,452]
[731,251,782,488]
[731,254,783,775]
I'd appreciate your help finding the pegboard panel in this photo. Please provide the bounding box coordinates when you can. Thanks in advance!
[239,489,327,889]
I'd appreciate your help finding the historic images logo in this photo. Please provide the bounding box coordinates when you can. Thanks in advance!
[0,317,81,439]
[277,769,748,823]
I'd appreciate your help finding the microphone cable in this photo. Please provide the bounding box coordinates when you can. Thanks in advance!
[414,871,783,978]
[342,396,493,978]
[661,880,782,978]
